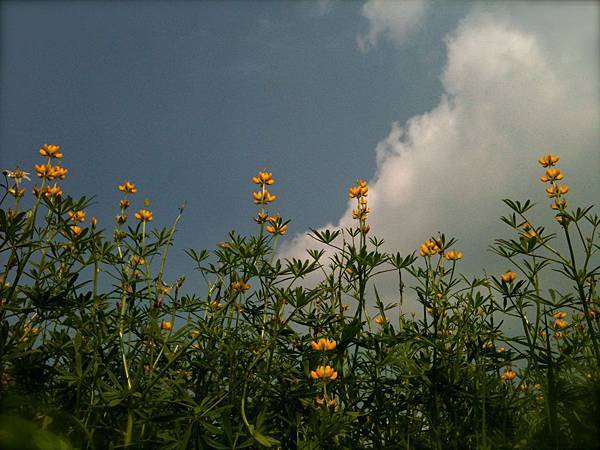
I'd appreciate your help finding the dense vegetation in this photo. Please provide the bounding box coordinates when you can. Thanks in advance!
[0,145,598,449]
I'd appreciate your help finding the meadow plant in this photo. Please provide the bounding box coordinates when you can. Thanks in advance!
[0,146,598,449]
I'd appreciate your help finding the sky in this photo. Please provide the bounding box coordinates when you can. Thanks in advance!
[1,1,598,304]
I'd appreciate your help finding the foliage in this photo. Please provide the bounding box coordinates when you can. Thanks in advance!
[0,148,598,449]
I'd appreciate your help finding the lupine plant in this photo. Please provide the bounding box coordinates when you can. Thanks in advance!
[0,145,598,449]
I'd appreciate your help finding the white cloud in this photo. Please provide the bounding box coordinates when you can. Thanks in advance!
[282,3,600,310]
[357,0,429,51]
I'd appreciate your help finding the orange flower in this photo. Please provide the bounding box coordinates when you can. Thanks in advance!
[500,271,517,283]
[545,184,569,198]
[131,256,145,266]
[348,186,361,198]
[374,315,387,325]
[553,319,569,329]
[34,164,53,179]
[251,171,275,185]
[118,181,137,194]
[266,223,288,235]
[419,239,441,257]
[50,165,68,180]
[445,250,463,261]
[310,365,338,381]
[44,184,63,198]
[538,153,559,167]
[552,311,568,320]
[500,369,517,381]
[315,396,337,407]
[252,190,277,205]
[540,168,564,183]
[69,225,82,237]
[160,320,173,331]
[39,144,63,159]
[310,338,337,351]
[232,280,251,292]
[68,210,86,223]
[134,209,153,222]
[254,211,269,223]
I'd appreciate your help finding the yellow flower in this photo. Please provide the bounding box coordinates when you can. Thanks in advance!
[521,228,538,240]
[445,250,463,261]
[69,225,82,237]
[348,186,361,198]
[68,210,86,223]
[538,153,559,167]
[160,320,173,331]
[553,319,569,329]
[118,181,137,194]
[131,256,145,266]
[500,270,517,283]
[315,396,337,407]
[50,165,68,180]
[552,311,568,320]
[310,338,337,351]
[500,369,517,381]
[310,365,338,381]
[232,280,251,292]
[266,223,288,235]
[540,168,564,183]
[119,199,131,209]
[374,315,387,325]
[252,190,277,205]
[44,184,63,198]
[39,144,63,159]
[34,164,53,179]
[419,239,441,257]
[135,209,153,222]
[252,171,275,186]
[254,211,269,223]
[545,184,569,198]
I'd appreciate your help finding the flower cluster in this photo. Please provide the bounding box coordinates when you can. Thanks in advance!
[251,170,288,236]
[31,144,67,199]
[349,180,370,233]
[252,171,276,205]
[310,337,338,408]
[538,153,569,224]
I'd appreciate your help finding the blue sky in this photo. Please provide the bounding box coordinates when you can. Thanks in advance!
[1,1,598,293]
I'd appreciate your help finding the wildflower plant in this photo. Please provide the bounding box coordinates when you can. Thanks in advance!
[0,145,598,449]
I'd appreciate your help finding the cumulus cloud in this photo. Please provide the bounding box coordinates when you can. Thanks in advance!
[357,0,430,51]
[282,3,599,310]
